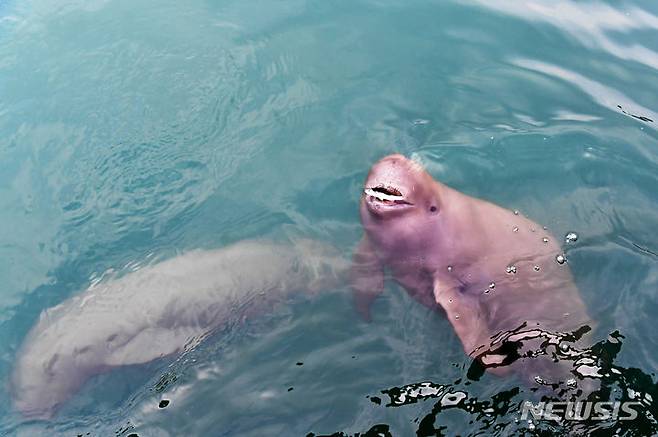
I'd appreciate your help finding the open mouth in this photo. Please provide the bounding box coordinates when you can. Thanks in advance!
[364,185,413,206]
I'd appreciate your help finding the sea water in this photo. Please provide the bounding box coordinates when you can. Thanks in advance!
[1,0,657,435]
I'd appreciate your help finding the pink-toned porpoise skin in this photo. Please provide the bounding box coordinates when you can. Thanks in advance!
[351,154,594,386]
[12,239,348,418]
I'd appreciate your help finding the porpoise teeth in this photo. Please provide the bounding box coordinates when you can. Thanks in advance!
[364,188,405,202]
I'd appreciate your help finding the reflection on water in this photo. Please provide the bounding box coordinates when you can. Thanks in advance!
[316,329,658,436]
[513,59,657,129]
[471,0,658,71]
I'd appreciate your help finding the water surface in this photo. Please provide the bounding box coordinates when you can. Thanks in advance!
[1,0,657,435]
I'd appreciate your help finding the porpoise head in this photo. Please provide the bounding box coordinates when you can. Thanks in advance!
[360,154,441,253]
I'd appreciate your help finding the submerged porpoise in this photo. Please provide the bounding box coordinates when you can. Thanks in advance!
[12,239,348,418]
[351,154,595,386]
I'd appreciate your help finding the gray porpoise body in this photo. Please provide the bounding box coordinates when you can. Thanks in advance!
[12,239,348,418]
[351,154,595,387]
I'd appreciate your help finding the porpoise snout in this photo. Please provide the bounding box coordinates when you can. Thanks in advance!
[362,154,420,215]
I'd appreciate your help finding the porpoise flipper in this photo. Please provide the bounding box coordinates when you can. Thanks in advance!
[432,276,488,357]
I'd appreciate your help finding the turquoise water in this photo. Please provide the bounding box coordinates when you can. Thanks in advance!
[1,0,658,435]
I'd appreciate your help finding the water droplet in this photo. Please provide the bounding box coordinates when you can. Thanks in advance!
[513,226,519,233]
[489,282,495,289]
[565,232,578,243]
[506,265,517,274]
[542,237,549,243]
[556,254,566,264]
[513,210,519,215]
[447,265,453,272]
[533,265,540,272]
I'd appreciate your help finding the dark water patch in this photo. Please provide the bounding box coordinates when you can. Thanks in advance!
[153,371,178,394]
[630,242,658,258]
[316,330,658,436]
[307,423,392,437]
[115,421,136,435]
[368,396,381,405]
[617,105,654,123]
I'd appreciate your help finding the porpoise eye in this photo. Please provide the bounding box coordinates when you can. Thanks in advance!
[429,206,437,213]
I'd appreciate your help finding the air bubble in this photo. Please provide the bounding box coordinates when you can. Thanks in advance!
[528,420,535,431]
[513,210,519,215]
[556,254,566,264]
[565,232,578,243]
[534,376,545,384]
[513,226,519,233]
[566,378,577,388]
[455,315,460,320]
[506,265,517,274]
[542,237,549,243]
[533,265,540,272]
[489,282,495,289]
[447,265,453,272]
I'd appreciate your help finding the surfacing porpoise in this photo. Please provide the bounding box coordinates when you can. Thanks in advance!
[12,155,596,418]
[351,154,595,387]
